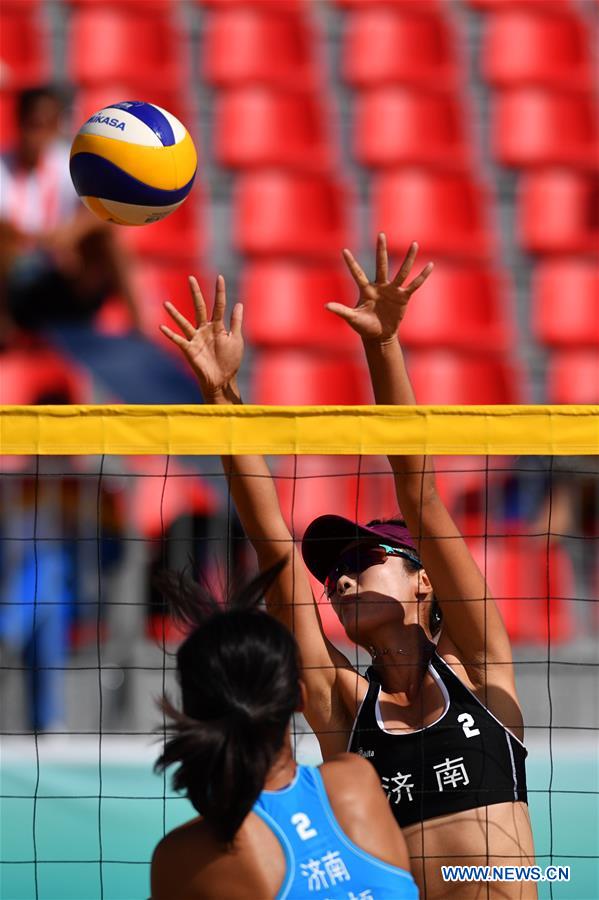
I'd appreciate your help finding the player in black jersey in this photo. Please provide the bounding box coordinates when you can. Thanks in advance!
[160,236,537,900]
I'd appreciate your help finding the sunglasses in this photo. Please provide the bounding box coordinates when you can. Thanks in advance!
[324,542,422,598]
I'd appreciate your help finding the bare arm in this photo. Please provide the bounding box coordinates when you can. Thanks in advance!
[160,277,357,741]
[327,237,514,688]
[323,754,413,874]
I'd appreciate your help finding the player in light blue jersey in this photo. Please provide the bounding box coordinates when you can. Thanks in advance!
[150,562,418,900]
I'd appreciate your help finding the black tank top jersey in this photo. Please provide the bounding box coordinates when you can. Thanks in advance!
[347,653,528,828]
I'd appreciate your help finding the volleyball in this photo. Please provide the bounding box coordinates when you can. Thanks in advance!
[69,101,197,226]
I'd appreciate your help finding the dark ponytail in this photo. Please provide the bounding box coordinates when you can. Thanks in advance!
[154,561,301,844]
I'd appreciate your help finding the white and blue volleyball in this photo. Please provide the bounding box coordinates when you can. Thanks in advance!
[69,101,197,226]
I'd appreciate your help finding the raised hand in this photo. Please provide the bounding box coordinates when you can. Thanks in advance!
[326,235,433,342]
[160,274,244,399]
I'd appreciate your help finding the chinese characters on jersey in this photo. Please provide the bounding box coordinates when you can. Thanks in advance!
[382,756,470,804]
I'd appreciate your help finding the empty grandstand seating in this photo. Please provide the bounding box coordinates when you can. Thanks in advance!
[398,263,513,351]
[481,8,592,89]
[240,261,361,350]
[466,0,573,10]
[71,85,192,131]
[275,455,398,539]
[0,90,16,150]
[0,4,48,88]
[342,7,460,88]
[130,458,217,540]
[202,7,318,89]
[213,88,334,171]
[353,88,472,169]
[518,169,599,255]
[67,7,186,89]
[372,171,494,260]
[408,351,523,404]
[546,350,599,404]
[532,259,599,347]
[132,263,213,347]
[469,534,576,644]
[492,89,599,168]
[252,351,370,404]
[121,194,206,264]
[0,345,87,404]
[68,0,172,8]
[234,172,353,258]
[332,0,443,7]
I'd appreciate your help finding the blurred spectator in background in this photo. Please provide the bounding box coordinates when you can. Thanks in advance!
[0,84,201,404]
[0,85,140,342]
[0,474,125,733]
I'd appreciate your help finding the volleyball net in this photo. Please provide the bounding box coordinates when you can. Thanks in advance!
[1,404,597,900]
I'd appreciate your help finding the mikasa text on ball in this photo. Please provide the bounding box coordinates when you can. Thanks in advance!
[69,101,197,226]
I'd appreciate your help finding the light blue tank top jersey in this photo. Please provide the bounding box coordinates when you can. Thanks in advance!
[253,764,419,900]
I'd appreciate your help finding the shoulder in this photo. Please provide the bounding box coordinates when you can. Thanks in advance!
[151,817,215,898]
[320,753,381,798]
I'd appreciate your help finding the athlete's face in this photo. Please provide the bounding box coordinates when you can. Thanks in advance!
[18,97,61,167]
[326,542,432,644]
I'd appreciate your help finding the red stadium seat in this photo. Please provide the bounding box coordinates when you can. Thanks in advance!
[353,88,472,169]
[399,264,513,352]
[481,9,593,89]
[466,0,572,10]
[251,351,370,404]
[372,171,494,261]
[233,173,353,258]
[240,261,361,350]
[0,90,17,151]
[1,0,42,8]
[132,263,214,348]
[130,458,217,539]
[121,194,206,264]
[492,90,599,168]
[67,8,187,89]
[408,351,523,403]
[0,7,49,88]
[342,8,460,89]
[275,455,398,541]
[213,88,334,171]
[72,85,192,132]
[332,0,442,8]
[68,0,173,8]
[532,259,599,347]
[202,8,318,89]
[0,345,87,404]
[469,534,576,645]
[546,350,599,403]
[197,0,302,8]
[518,170,599,255]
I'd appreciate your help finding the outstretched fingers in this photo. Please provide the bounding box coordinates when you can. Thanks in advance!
[164,301,195,339]
[406,261,434,294]
[230,301,244,337]
[325,301,359,324]
[375,232,388,283]
[188,275,207,327]
[342,248,370,289]
[391,241,419,287]
[212,274,227,324]
[159,323,188,351]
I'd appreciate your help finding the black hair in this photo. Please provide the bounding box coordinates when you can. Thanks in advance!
[154,560,301,844]
[17,85,65,124]
[366,517,443,637]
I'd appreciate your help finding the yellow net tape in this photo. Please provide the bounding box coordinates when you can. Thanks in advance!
[1,404,598,455]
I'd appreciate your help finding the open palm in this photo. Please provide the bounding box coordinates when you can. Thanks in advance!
[326,236,433,342]
[160,275,244,397]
